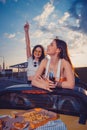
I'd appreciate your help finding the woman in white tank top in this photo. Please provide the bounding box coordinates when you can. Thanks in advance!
[32,38,75,91]
[24,22,45,83]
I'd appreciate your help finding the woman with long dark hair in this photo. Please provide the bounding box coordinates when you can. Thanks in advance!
[24,22,45,83]
[32,38,75,91]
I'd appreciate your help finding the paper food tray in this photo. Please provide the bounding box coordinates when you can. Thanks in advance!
[14,108,59,129]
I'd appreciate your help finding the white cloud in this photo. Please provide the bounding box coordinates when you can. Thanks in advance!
[50,0,54,4]
[34,2,54,26]
[38,17,87,67]
[67,30,86,47]
[47,22,56,30]
[52,14,58,19]
[58,12,70,24]
[31,30,43,39]
[71,53,87,67]
[76,19,80,27]
[65,30,87,67]
[70,41,87,67]
[4,33,16,39]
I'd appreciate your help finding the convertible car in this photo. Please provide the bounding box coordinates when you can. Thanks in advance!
[0,77,87,125]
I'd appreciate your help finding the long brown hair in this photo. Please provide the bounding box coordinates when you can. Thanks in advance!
[54,39,73,69]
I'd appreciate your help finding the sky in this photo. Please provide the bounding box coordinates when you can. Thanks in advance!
[0,0,87,69]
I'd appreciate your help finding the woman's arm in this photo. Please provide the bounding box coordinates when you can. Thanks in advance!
[32,59,55,91]
[24,22,31,59]
[60,59,75,89]
[32,59,46,88]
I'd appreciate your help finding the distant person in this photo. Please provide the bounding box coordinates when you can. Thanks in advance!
[24,22,45,84]
[32,38,75,91]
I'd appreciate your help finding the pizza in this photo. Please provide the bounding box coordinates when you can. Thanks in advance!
[15,108,59,129]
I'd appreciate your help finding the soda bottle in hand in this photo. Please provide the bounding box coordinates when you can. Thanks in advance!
[49,71,56,90]
[49,71,55,83]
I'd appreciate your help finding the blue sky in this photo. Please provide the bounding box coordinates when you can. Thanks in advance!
[0,0,87,69]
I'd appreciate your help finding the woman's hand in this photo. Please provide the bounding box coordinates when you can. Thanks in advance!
[37,76,56,91]
[47,79,57,91]
[24,22,29,32]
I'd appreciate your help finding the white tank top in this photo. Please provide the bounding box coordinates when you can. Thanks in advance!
[44,59,62,81]
[27,57,39,77]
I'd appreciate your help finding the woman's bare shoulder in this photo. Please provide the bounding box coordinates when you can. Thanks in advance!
[41,57,48,63]
[40,57,48,67]
[61,59,71,67]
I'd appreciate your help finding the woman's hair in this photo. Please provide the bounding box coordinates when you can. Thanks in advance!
[32,45,45,62]
[54,39,73,68]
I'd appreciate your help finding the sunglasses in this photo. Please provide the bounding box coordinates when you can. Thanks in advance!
[33,62,38,67]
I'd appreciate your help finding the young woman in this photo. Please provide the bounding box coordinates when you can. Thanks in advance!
[32,38,75,91]
[24,22,45,83]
